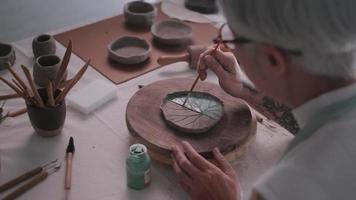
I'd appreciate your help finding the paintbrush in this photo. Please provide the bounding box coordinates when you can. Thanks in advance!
[182,42,221,107]
[65,137,75,189]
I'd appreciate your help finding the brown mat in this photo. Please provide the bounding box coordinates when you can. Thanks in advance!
[54,4,218,84]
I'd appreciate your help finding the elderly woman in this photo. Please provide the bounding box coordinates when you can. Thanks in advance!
[171,0,356,199]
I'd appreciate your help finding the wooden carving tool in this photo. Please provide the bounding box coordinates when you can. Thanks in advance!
[0,93,21,101]
[53,40,72,90]
[1,161,61,200]
[0,159,57,192]
[65,137,75,189]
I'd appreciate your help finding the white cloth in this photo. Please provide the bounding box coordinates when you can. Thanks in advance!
[254,83,356,200]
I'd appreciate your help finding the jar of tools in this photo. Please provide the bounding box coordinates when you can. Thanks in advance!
[126,144,151,189]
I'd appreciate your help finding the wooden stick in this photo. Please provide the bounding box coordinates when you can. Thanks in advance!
[65,153,73,189]
[53,40,72,90]
[2,171,48,200]
[55,60,90,103]
[12,79,26,95]
[182,75,200,106]
[0,93,21,101]
[21,65,44,108]
[7,67,31,97]
[46,81,55,107]
[7,107,27,118]
[0,77,25,98]
[157,54,190,66]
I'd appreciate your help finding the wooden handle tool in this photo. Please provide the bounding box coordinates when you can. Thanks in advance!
[0,167,42,193]
[0,159,57,193]
[65,137,75,189]
[157,53,190,66]
[2,171,48,200]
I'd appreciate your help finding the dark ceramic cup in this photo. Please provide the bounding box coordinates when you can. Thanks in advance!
[0,43,16,70]
[124,1,157,28]
[33,55,67,87]
[27,88,66,137]
[32,34,56,58]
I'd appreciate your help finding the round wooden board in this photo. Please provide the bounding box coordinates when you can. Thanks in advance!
[126,78,257,160]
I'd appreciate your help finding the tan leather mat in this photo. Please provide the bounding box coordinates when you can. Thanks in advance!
[54,4,218,84]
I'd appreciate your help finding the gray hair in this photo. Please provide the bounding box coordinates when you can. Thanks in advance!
[219,0,356,78]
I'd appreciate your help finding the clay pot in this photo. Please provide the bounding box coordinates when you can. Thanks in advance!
[32,34,56,58]
[0,43,16,70]
[33,55,67,87]
[124,1,157,28]
[151,20,192,45]
[27,88,66,137]
[107,36,151,65]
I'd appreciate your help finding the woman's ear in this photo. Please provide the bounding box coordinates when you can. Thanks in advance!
[258,44,288,75]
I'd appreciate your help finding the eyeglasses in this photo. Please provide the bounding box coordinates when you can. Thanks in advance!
[213,23,302,56]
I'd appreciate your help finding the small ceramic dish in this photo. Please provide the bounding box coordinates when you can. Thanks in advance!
[0,43,16,70]
[107,36,151,65]
[151,20,193,45]
[124,1,157,28]
[161,91,224,134]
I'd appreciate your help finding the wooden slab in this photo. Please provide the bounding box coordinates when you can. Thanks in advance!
[126,78,257,160]
[54,4,218,84]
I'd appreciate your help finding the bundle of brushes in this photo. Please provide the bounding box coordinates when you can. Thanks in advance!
[0,41,90,109]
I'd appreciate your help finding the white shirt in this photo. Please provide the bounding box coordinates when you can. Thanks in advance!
[254,83,356,200]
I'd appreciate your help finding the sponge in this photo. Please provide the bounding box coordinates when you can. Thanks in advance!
[67,79,117,114]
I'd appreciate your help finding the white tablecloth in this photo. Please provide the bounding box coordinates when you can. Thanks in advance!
[0,36,293,200]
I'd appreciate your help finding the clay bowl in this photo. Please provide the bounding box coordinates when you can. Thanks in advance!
[124,1,157,28]
[161,91,224,134]
[0,43,16,70]
[107,36,151,65]
[151,20,193,45]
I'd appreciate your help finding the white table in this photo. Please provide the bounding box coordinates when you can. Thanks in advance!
[0,11,293,200]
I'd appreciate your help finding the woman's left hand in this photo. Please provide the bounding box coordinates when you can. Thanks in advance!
[172,141,241,200]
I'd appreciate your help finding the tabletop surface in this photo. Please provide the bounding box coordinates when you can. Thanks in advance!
[0,1,293,200]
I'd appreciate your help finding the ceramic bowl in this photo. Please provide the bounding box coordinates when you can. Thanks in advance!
[33,55,67,87]
[107,36,151,65]
[124,1,157,28]
[32,34,56,58]
[0,43,16,70]
[151,20,193,45]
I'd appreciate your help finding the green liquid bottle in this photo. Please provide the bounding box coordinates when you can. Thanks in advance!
[126,144,151,190]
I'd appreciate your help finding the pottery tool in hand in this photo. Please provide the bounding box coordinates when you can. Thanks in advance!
[0,159,60,200]
[182,42,221,107]
[65,137,75,189]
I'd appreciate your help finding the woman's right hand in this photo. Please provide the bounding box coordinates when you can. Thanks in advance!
[197,48,245,98]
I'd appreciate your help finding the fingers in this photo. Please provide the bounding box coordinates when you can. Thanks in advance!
[203,55,227,80]
[212,50,237,74]
[172,155,193,189]
[181,141,215,171]
[213,147,235,177]
[172,145,201,177]
[197,48,215,80]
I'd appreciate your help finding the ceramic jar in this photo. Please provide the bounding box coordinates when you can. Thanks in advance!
[26,88,66,137]
[32,34,56,58]
[0,43,16,70]
[33,55,67,87]
[124,1,157,28]
[126,144,151,190]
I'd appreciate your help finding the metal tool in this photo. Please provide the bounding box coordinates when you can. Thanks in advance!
[0,159,61,200]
